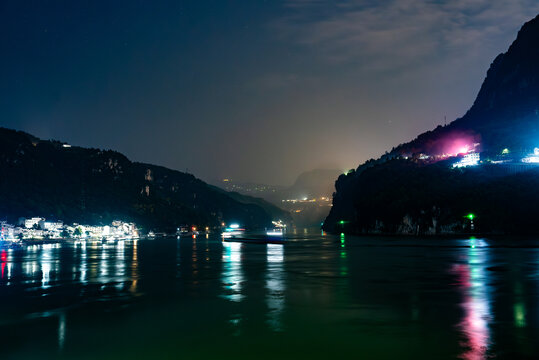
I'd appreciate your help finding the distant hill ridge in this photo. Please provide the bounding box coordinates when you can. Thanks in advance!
[287,169,342,198]
[0,127,288,230]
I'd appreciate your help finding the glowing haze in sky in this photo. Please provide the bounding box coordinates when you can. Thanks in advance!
[2,1,539,185]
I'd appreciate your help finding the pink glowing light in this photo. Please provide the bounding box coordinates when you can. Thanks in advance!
[458,146,469,154]
[447,140,473,156]
[436,132,479,157]
[451,253,491,360]
[1,250,5,278]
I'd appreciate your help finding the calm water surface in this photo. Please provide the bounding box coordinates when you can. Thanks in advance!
[0,233,538,359]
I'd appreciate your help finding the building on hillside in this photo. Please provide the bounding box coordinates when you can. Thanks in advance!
[453,153,480,168]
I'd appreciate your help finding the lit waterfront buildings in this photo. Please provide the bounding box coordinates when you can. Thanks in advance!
[0,218,139,242]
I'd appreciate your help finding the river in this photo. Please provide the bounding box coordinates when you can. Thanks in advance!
[0,233,538,359]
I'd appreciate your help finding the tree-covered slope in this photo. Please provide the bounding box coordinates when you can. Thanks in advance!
[0,127,285,231]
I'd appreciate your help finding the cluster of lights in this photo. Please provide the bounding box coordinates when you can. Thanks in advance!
[1,219,138,241]
[222,223,245,239]
[453,153,480,168]
[466,213,476,231]
[267,220,286,236]
[282,198,312,203]
[408,141,481,164]
[521,147,539,164]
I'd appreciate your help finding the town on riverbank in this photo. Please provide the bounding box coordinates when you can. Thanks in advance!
[0,217,139,243]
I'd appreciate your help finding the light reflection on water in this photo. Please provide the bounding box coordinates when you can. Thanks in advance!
[99,244,109,282]
[221,241,244,303]
[115,240,125,290]
[452,238,492,360]
[0,235,537,359]
[513,281,526,328]
[1,249,12,281]
[266,243,285,331]
[221,241,244,334]
[79,240,87,284]
[58,312,66,351]
[130,240,138,294]
[40,244,60,289]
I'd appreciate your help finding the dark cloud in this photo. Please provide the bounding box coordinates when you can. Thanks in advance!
[277,0,539,70]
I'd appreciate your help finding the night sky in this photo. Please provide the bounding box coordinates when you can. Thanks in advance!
[2,1,539,185]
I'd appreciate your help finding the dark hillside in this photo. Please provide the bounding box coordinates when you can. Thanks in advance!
[0,127,286,231]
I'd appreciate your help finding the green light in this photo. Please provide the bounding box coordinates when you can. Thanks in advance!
[514,302,526,327]
[502,148,510,154]
[339,220,345,225]
[467,213,475,220]
[340,232,345,237]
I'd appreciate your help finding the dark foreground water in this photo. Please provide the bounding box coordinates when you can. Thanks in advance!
[0,233,538,359]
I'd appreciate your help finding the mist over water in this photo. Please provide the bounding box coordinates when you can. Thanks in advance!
[1,235,538,359]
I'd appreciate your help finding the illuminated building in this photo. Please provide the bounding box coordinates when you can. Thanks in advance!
[453,152,480,168]
[39,220,63,231]
[521,147,539,163]
[0,222,15,241]
[19,217,44,229]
